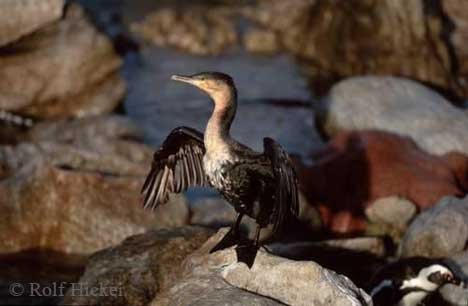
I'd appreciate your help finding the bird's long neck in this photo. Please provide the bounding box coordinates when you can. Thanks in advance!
[204,87,237,153]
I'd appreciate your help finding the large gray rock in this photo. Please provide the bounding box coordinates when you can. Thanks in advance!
[0,0,64,46]
[365,196,417,239]
[366,197,417,228]
[317,76,468,155]
[153,229,372,306]
[0,4,125,119]
[61,227,214,306]
[399,196,468,258]
[0,116,189,254]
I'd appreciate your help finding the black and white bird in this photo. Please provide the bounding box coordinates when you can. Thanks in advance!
[141,72,299,266]
[369,257,461,306]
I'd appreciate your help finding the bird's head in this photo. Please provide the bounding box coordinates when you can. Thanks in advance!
[422,264,460,287]
[171,72,237,106]
[405,264,461,293]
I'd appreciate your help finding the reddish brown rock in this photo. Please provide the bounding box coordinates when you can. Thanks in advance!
[296,130,468,234]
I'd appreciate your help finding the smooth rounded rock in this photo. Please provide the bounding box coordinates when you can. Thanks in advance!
[399,196,468,258]
[317,76,468,155]
[0,4,125,119]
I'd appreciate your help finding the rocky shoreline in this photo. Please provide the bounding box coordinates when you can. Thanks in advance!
[1,1,468,306]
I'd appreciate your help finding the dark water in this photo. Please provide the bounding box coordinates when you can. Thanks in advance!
[0,251,86,306]
[78,0,323,154]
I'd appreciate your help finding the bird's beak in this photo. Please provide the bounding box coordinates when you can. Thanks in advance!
[171,74,195,84]
[446,273,462,286]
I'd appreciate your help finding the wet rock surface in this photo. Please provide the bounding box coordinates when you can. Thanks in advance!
[62,227,213,306]
[0,115,189,254]
[295,130,468,234]
[0,0,64,47]
[0,4,125,119]
[317,76,468,155]
[399,196,468,258]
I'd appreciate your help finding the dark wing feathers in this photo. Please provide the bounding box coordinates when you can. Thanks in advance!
[142,126,208,210]
[263,137,299,234]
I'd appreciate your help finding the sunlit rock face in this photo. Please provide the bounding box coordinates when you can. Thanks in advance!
[0,0,64,47]
[317,76,468,156]
[0,116,189,254]
[295,130,468,234]
[152,228,372,306]
[0,3,125,119]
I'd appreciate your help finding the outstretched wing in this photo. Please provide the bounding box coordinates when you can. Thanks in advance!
[141,126,208,209]
[263,137,299,234]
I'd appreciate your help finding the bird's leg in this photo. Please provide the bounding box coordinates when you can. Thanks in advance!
[253,225,261,248]
[210,213,244,253]
[235,224,262,268]
[232,211,243,237]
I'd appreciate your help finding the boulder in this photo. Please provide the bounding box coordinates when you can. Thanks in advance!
[399,196,468,258]
[126,0,466,96]
[244,0,463,97]
[443,0,468,80]
[0,0,64,46]
[61,227,214,306]
[131,6,237,56]
[0,4,125,119]
[268,238,386,288]
[365,196,417,239]
[154,229,372,306]
[295,130,468,234]
[0,116,189,254]
[317,76,468,155]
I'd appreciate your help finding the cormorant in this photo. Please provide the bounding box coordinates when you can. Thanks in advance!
[368,257,462,306]
[141,72,299,267]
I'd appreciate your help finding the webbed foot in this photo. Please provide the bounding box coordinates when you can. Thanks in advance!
[235,242,259,268]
